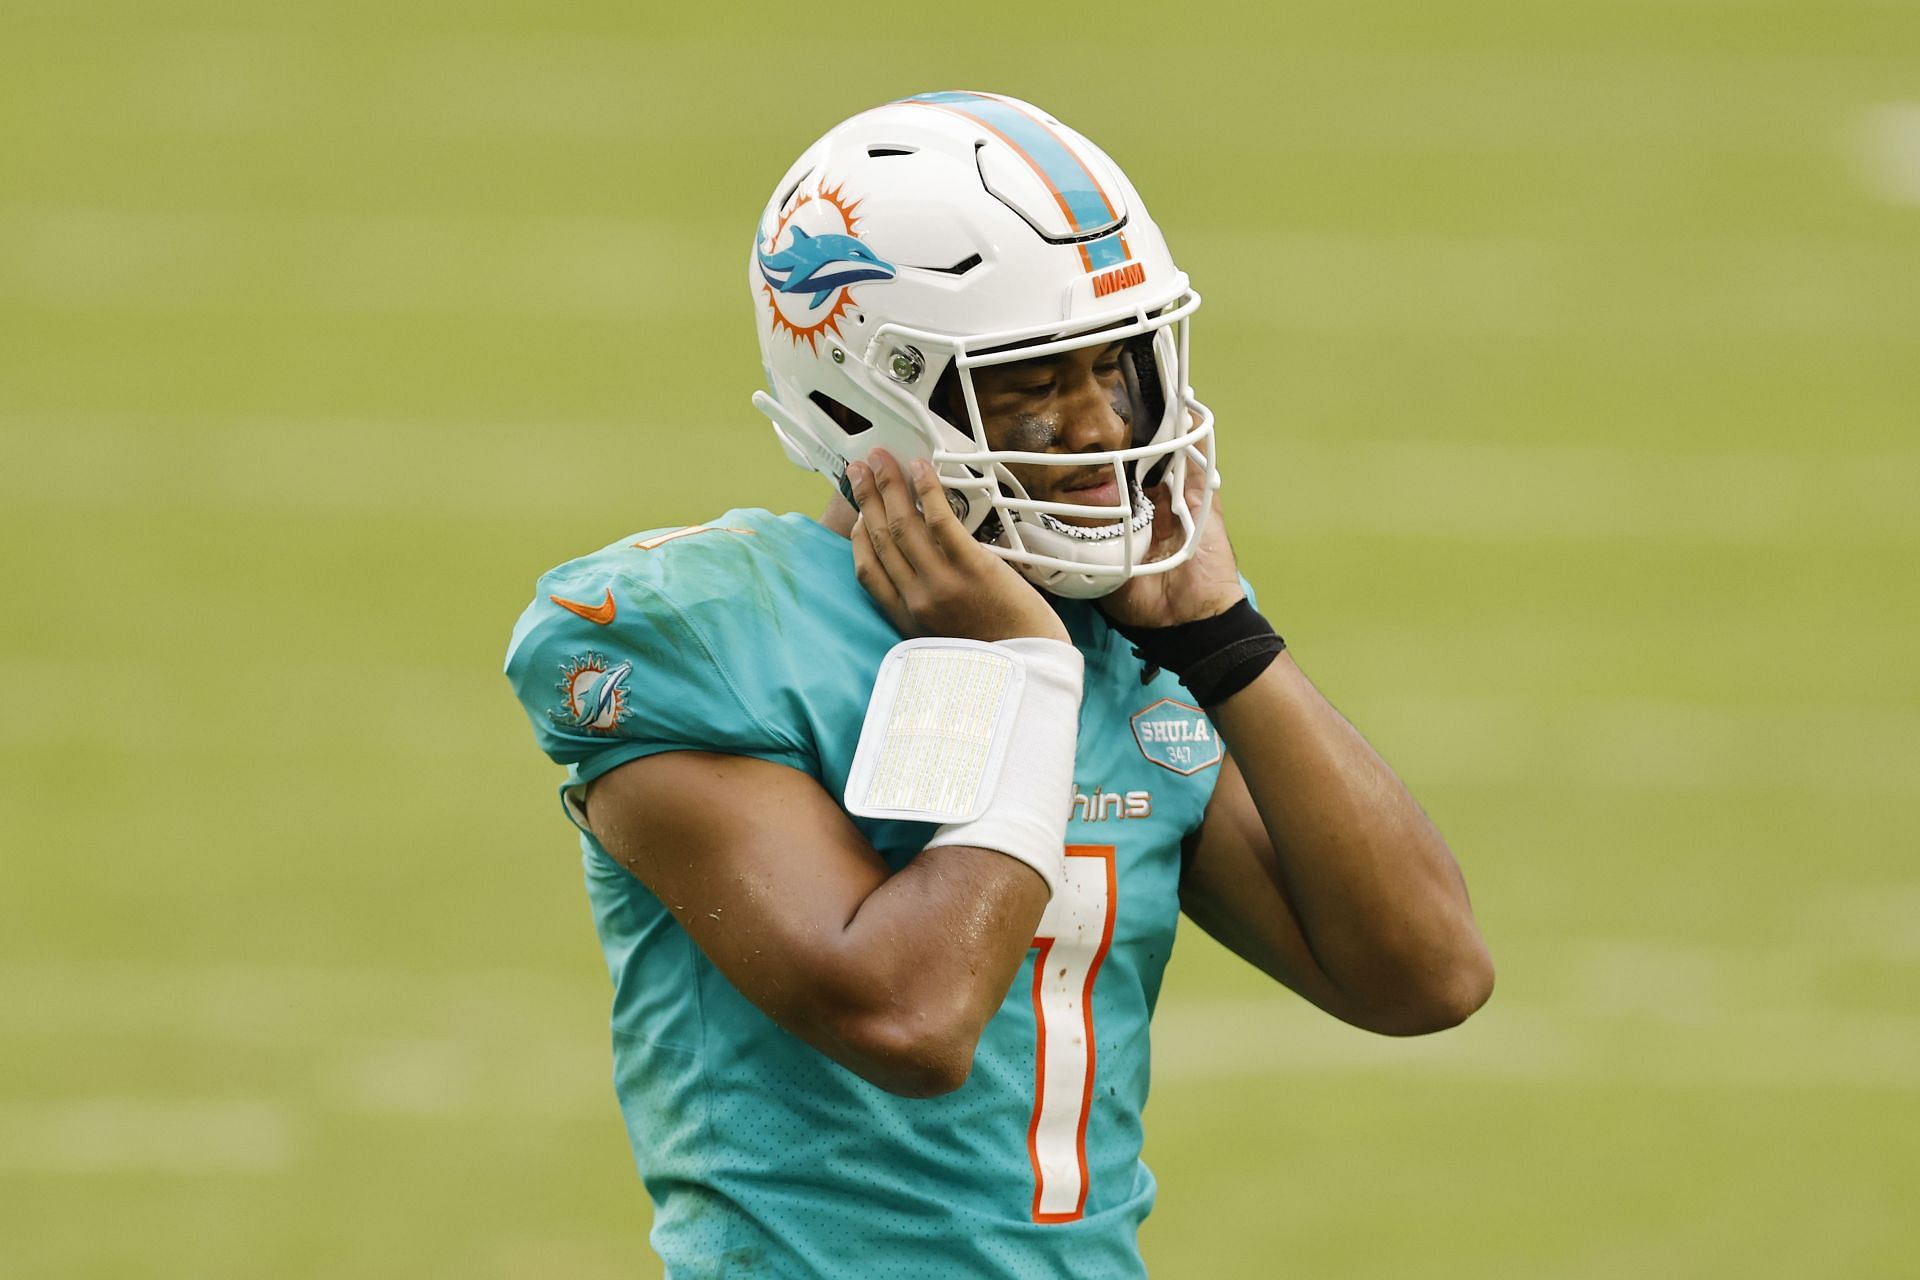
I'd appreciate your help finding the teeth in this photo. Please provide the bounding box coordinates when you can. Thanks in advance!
[1036,485,1154,542]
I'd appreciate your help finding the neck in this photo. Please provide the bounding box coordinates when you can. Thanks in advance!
[821,492,857,538]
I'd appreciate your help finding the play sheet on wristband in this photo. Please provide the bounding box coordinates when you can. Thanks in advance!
[844,639,1024,825]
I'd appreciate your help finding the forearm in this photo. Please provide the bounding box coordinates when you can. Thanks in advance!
[803,845,1048,1095]
[808,614,1080,1088]
[1210,653,1492,1028]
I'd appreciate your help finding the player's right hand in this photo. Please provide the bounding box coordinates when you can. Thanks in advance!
[847,449,1070,645]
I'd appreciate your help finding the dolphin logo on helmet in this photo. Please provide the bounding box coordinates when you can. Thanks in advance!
[757,227,896,308]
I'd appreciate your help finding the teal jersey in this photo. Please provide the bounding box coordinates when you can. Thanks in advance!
[504,509,1226,1279]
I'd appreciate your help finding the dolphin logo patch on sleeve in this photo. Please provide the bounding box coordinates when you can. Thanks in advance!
[550,653,635,733]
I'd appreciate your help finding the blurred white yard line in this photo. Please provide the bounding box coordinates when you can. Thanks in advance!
[1254,439,1919,547]
[0,961,591,1039]
[3,205,1913,340]
[6,206,1895,260]
[1857,103,1920,206]
[0,1098,296,1175]
[1807,880,1920,963]
[386,38,1906,148]
[324,1035,613,1119]
[79,26,1900,146]
[1192,229,1920,340]
[0,649,515,759]
[1385,696,1920,797]
[0,963,613,1120]
[0,206,722,317]
[1150,996,1920,1090]
[3,961,1914,1117]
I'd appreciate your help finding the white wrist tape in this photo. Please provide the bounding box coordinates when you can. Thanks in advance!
[844,637,1083,898]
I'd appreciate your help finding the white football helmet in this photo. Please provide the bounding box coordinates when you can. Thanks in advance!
[749,90,1216,599]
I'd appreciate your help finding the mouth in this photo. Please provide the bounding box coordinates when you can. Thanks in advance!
[1051,469,1127,519]
[1033,475,1154,541]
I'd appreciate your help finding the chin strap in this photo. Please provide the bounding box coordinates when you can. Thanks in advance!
[751,390,843,477]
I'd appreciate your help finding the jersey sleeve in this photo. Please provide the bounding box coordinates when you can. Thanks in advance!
[503,574,812,828]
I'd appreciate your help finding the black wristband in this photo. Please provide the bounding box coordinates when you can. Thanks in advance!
[1106,597,1286,708]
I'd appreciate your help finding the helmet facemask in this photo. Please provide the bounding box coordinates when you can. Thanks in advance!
[856,295,1215,599]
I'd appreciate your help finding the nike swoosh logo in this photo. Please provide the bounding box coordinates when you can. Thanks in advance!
[550,588,616,625]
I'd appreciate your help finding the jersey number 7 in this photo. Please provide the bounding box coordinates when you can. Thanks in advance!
[1026,843,1117,1223]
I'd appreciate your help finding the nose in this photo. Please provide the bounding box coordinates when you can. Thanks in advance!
[1055,369,1128,454]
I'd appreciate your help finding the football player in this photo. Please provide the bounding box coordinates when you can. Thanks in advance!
[505,91,1492,1278]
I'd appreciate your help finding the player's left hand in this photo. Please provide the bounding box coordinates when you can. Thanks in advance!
[1098,421,1245,629]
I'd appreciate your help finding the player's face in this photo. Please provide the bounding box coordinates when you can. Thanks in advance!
[969,340,1133,528]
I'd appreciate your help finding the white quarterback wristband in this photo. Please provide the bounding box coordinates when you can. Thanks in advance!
[844,636,1084,898]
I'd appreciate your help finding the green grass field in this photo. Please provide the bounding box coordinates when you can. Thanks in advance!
[4,2,1917,1275]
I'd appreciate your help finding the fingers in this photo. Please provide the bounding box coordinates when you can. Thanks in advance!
[848,511,910,630]
[846,457,914,592]
[847,451,956,634]
[909,456,976,561]
[1141,480,1177,549]
[1169,442,1221,533]
[849,450,941,576]
[847,451,1067,644]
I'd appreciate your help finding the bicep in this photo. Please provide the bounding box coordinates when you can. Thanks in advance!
[582,750,888,1023]
[1179,753,1350,1020]
[581,748,1049,1095]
